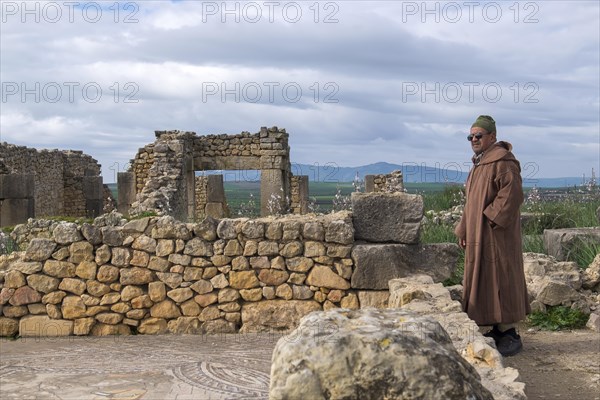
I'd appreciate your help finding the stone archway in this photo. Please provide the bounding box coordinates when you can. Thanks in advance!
[120,127,306,220]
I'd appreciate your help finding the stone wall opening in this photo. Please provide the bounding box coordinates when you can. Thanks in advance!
[124,127,308,220]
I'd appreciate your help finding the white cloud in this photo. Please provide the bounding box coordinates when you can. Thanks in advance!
[1,0,598,181]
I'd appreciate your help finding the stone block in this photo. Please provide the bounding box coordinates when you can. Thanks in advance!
[19,315,73,337]
[364,175,375,192]
[83,176,103,199]
[269,308,493,400]
[240,300,321,333]
[0,198,35,227]
[351,243,460,289]
[206,174,225,202]
[543,228,600,261]
[351,192,423,244]
[205,202,226,219]
[357,291,390,308]
[117,172,136,215]
[0,174,34,199]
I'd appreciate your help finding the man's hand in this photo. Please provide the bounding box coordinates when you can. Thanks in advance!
[458,238,466,249]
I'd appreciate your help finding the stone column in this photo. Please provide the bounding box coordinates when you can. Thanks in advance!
[0,174,35,227]
[364,175,375,193]
[296,175,309,214]
[117,172,136,216]
[205,174,227,218]
[261,169,285,216]
[83,176,103,218]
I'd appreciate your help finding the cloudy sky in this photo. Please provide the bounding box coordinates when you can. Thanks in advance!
[1,0,599,183]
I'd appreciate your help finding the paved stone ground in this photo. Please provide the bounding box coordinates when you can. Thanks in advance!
[0,334,283,400]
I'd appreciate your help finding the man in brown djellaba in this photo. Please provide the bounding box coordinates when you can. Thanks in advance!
[455,115,530,356]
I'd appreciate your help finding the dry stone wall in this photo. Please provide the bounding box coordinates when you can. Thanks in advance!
[0,190,462,338]
[0,143,113,224]
[0,212,357,337]
[365,170,405,193]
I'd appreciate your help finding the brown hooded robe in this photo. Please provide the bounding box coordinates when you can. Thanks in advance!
[455,141,531,326]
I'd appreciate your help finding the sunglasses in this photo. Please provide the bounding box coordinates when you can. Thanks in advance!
[467,132,490,141]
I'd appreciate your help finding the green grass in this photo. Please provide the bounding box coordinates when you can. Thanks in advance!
[528,306,589,330]
[566,237,600,269]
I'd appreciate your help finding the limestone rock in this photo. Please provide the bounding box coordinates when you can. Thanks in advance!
[97,265,119,283]
[582,253,600,290]
[240,300,321,333]
[586,312,600,332]
[0,288,15,305]
[193,217,218,241]
[229,271,259,289]
[75,261,97,280]
[351,243,459,289]
[111,247,131,267]
[242,220,265,239]
[167,288,194,303]
[53,223,82,245]
[74,317,96,335]
[325,219,354,245]
[543,228,600,261]
[8,286,41,306]
[132,235,157,253]
[90,323,131,336]
[168,316,202,334]
[43,260,76,278]
[0,317,19,336]
[156,272,183,289]
[306,265,350,290]
[27,274,59,294]
[351,192,423,244]
[184,238,214,256]
[81,223,102,245]
[357,291,390,308]
[536,279,581,306]
[270,308,493,400]
[19,315,73,337]
[121,285,145,302]
[10,261,43,275]
[258,269,289,286]
[58,278,86,295]
[68,241,94,263]
[303,222,324,241]
[24,238,56,261]
[101,226,124,246]
[120,267,155,285]
[86,280,111,297]
[150,300,182,319]
[202,319,237,334]
[123,217,150,233]
[61,296,87,319]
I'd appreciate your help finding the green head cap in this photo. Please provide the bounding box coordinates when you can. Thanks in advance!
[471,115,496,133]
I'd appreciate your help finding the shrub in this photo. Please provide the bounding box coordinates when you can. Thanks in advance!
[0,230,17,255]
[565,236,600,269]
[527,305,589,331]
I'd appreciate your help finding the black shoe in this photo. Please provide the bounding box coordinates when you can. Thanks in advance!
[496,328,523,357]
[483,326,503,344]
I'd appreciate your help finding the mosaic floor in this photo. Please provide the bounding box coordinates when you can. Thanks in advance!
[0,333,283,400]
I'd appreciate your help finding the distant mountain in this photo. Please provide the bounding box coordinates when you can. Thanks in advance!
[196,162,585,188]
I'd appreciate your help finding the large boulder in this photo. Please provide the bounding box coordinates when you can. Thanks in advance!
[523,253,583,307]
[351,192,423,244]
[386,275,526,400]
[270,308,494,400]
[351,243,459,289]
[582,253,600,290]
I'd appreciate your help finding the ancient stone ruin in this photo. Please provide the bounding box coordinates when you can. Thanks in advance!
[0,143,113,227]
[119,127,310,220]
